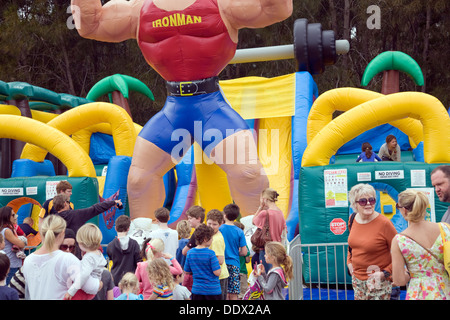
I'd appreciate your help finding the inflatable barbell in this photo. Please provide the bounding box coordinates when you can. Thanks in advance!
[230,18,349,75]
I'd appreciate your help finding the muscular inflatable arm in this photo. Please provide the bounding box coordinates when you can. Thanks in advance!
[71,0,143,42]
[219,0,293,30]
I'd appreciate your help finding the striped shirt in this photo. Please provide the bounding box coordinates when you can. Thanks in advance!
[184,247,221,295]
[153,284,173,300]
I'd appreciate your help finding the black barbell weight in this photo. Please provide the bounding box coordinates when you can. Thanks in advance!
[293,18,339,74]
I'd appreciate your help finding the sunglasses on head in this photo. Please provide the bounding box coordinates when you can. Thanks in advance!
[60,244,75,251]
[356,197,376,206]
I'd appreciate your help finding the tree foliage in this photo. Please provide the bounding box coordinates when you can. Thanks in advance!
[0,0,448,126]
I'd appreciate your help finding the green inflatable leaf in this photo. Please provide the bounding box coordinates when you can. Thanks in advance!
[86,74,155,101]
[361,51,424,86]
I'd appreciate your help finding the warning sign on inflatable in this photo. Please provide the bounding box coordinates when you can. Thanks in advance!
[330,218,347,235]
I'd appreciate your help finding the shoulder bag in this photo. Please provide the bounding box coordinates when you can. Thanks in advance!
[251,211,272,251]
[439,222,450,275]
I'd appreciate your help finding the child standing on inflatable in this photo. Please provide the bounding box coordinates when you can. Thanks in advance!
[378,135,401,161]
[255,241,293,300]
[356,142,382,162]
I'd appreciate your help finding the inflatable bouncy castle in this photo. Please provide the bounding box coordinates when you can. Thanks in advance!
[298,52,450,284]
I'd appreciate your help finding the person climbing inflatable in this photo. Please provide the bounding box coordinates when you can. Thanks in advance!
[71,0,293,222]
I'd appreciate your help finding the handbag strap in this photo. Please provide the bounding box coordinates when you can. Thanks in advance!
[263,210,270,227]
[400,233,443,264]
[439,222,449,244]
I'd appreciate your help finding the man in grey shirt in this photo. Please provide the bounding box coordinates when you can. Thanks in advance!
[431,165,450,223]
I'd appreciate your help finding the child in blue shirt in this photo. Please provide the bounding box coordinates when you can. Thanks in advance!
[356,142,382,162]
[220,204,248,300]
[115,272,143,300]
[184,224,221,300]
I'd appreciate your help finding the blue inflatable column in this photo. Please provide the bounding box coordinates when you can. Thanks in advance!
[286,72,318,241]
[99,155,131,244]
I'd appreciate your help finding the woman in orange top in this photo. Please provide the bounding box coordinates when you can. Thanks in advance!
[347,184,397,300]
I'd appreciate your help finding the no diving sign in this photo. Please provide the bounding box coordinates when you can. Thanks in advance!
[330,218,347,235]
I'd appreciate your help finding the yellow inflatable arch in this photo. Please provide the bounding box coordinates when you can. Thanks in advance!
[306,88,423,148]
[0,104,59,122]
[302,92,450,166]
[0,115,96,177]
[21,102,137,162]
[0,104,21,116]
[72,122,142,155]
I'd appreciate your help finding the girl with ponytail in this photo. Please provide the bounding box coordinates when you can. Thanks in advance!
[134,238,182,299]
[255,241,293,300]
[356,142,382,162]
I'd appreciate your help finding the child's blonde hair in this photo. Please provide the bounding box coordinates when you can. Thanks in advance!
[145,238,164,260]
[176,220,191,239]
[118,272,139,293]
[147,258,175,291]
[264,241,293,280]
[76,223,102,251]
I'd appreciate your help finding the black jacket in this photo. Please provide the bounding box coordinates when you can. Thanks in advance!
[55,200,117,235]
[106,236,141,285]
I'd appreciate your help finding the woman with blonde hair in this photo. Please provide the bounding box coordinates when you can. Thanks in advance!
[347,183,397,300]
[22,215,100,299]
[391,189,450,299]
[255,241,293,300]
[134,238,182,299]
[252,188,287,270]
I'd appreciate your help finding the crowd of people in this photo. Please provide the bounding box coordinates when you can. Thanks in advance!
[0,185,289,300]
[1,164,450,300]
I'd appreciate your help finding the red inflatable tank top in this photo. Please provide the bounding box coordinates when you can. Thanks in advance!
[138,0,237,82]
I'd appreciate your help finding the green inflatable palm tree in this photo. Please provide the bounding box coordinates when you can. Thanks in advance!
[86,74,155,119]
[361,51,424,94]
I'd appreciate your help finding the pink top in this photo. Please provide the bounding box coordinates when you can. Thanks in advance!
[135,258,182,299]
[252,209,287,242]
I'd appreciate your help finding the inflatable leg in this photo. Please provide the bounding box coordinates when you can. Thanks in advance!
[212,130,269,216]
[127,137,176,220]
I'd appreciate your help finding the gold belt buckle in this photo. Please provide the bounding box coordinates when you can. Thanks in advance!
[179,81,194,96]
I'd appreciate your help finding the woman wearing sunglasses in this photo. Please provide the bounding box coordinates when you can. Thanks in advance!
[0,206,26,285]
[60,228,81,259]
[347,184,397,300]
[391,189,450,300]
